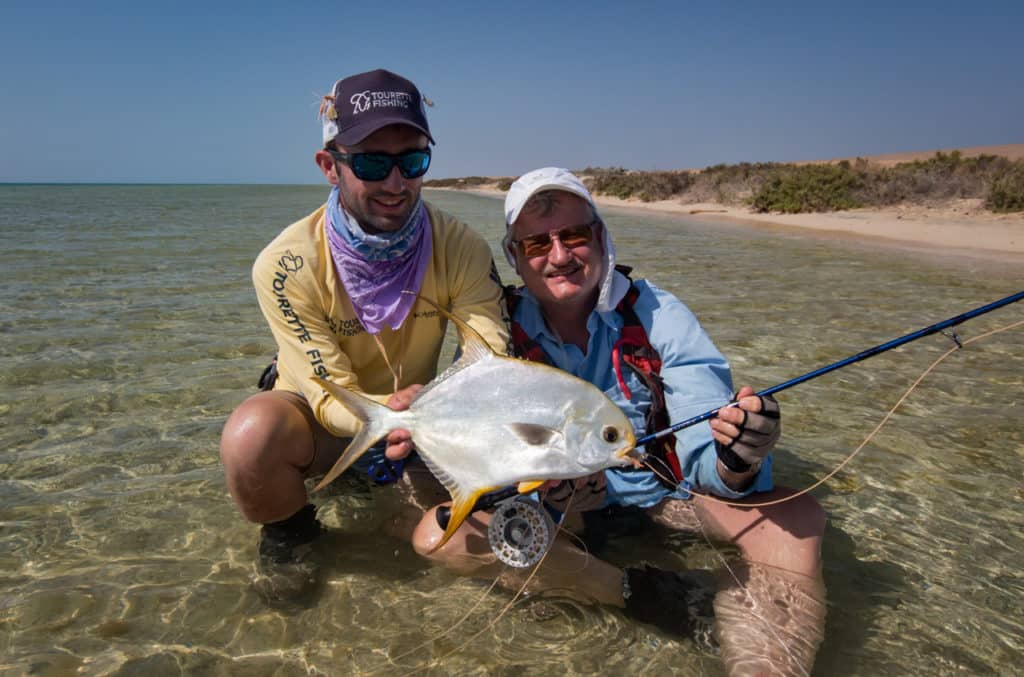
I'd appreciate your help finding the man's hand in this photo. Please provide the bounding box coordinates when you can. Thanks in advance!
[384,384,423,461]
[710,385,781,472]
[542,472,607,513]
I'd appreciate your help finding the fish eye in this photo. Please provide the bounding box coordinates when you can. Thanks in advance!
[602,426,620,443]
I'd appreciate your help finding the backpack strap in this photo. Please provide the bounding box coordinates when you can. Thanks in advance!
[504,284,554,365]
[611,274,683,486]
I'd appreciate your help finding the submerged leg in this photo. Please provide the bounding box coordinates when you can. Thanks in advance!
[691,488,826,579]
[648,489,827,675]
[713,560,826,677]
[220,390,349,603]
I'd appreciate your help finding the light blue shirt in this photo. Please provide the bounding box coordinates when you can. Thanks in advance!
[512,278,773,508]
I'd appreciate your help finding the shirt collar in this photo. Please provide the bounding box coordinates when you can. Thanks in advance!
[515,286,624,344]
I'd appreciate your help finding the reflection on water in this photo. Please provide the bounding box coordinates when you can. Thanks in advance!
[1,185,1021,675]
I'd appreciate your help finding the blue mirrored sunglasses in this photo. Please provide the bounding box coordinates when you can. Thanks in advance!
[328,148,431,181]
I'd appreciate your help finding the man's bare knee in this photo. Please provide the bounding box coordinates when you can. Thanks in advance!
[766,490,827,541]
[221,394,310,468]
[412,508,496,576]
[412,508,445,558]
[219,393,315,523]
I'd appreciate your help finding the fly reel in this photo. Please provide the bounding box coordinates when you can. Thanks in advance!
[488,496,555,568]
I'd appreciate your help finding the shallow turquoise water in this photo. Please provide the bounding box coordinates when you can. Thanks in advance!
[1,185,1021,675]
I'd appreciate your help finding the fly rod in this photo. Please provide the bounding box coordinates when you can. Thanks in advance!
[437,291,1023,532]
[635,290,1024,447]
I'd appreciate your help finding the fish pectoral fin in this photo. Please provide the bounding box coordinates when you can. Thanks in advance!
[517,480,547,494]
[506,422,562,447]
[430,485,502,553]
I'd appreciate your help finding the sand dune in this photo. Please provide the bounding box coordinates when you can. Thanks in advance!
[816,143,1024,167]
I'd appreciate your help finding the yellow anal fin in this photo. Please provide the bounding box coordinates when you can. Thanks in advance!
[517,480,547,494]
[430,486,502,553]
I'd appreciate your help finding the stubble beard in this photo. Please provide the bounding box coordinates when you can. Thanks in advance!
[337,182,418,235]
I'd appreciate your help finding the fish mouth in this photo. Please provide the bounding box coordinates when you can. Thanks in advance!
[618,446,646,470]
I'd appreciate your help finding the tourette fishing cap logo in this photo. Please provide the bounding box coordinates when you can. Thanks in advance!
[350,90,413,115]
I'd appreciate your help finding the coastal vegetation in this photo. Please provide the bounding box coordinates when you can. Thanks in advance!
[986,161,1024,212]
[422,176,498,189]
[425,151,1024,214]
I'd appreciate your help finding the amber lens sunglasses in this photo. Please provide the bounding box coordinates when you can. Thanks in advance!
[514,221,598,258]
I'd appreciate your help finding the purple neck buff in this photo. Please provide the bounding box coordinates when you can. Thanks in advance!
[325,191,432,335]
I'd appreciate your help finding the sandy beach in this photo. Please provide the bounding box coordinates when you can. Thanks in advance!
[430,143,1024,264]
[588,195,1024,263]
[440,187,1024,264]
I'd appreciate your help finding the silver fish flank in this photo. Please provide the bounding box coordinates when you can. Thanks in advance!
[312,297,637,549]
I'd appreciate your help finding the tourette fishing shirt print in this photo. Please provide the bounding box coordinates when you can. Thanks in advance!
[249,203,509,438]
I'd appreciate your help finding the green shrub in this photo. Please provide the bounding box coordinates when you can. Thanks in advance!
[986,162,1024,212]
[582,167,693,201]
[430,152,1024,214]
[865,152,1009,204]
[423,176,511,188]
[750,165,864,213]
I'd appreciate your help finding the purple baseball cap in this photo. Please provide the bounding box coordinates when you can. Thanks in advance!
[321,69,434,147]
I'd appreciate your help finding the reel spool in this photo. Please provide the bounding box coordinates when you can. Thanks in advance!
[488,496,555,568]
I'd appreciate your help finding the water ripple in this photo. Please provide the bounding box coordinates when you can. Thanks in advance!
[1,185,1021,675]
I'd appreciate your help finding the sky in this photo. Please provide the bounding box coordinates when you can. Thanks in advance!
[2,1,1022,184]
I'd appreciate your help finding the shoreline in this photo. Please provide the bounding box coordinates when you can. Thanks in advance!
[429,185,1024,264]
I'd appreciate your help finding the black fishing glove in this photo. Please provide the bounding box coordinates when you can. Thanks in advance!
[715,394,781,473]
[543,472,607,513]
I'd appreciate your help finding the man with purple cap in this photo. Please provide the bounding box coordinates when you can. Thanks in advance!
[411,168,826,673]
[219,69,508,602]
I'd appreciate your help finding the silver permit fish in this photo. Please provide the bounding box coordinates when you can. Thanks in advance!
[312,298,637,550]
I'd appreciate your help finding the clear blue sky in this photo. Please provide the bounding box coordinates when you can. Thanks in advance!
[2,1,1022,184]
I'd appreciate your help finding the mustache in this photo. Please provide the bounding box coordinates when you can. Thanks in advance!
[544,263,582,276]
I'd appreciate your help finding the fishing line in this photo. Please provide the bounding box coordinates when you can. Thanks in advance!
[685,317,1024,510]
[380,301,1021,673]
[399,522,564,675]
[641,442,814,672]
[372,574,503,674]
[635,290,1024,450]
[393,491,578,676]
[372,498,541,673]
[627,318,1021,674]
[694,516,813,677]
[385,305,1015,674]
[372,332,404,393]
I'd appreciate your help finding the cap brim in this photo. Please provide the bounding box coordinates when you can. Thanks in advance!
[506,181,595,225]
[334,116,435,146]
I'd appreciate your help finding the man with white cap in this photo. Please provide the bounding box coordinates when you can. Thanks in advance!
[219,68,508,603]
[413,168,825,673]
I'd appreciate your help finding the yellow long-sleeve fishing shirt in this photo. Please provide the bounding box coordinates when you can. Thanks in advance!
[252,202,509,438]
